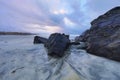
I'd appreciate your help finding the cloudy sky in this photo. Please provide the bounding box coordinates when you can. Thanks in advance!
[0,0,120,36]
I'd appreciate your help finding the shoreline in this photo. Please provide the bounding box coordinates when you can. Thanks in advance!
[0,32,36,35]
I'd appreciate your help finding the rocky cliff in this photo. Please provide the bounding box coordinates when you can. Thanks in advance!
[75,7,120,61]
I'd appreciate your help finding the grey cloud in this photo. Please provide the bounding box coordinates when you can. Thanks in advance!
[0,0,120,35]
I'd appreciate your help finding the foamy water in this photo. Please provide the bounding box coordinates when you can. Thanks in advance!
[0,35,120,80]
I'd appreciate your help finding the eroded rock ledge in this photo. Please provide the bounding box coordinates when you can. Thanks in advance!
[75,7,120,61]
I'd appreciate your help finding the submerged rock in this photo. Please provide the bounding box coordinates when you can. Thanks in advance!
[33,36,47,44]
[75,7,120,61]
[45,33,70,57]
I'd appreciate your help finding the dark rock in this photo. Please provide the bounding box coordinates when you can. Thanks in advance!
[33,36,47,44]
[45,33,70,57]
[70,42,80,45]
[77,42,88,49]
[75,7,120,61]
[75,29,90,42]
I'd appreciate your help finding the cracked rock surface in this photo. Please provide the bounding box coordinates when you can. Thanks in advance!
[75,7,120,61]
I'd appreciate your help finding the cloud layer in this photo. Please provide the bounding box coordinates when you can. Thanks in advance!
[0,0,120,35]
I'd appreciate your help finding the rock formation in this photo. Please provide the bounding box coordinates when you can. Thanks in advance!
[75,7,120,61]
[45,33,70,57]
[34,33,74,57]
[33,36,47,44]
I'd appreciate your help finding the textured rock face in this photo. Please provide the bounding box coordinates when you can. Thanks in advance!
[45,33,70,57]
[91,7,120,29]
[33,36,47,44]
[75,7,120,61]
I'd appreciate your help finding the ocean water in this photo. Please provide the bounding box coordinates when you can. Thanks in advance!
[0,35,120,80]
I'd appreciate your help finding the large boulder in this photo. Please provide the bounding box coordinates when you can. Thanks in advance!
[45,33,70,57]
[33,36,48,44]
[75,7,120,61]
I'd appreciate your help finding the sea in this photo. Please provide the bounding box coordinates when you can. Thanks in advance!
[0,35,120,80]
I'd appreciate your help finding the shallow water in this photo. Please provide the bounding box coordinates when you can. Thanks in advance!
[0,35,120,80]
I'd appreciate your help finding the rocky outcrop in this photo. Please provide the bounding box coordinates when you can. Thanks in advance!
[34,33,81,57]
[33,36,48,44]
[45,33,70,57]
[75,7,120,61]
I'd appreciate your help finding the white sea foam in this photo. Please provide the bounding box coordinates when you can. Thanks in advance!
[0,35,120,80]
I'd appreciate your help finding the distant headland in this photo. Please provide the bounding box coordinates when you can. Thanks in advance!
[0,32,35,35]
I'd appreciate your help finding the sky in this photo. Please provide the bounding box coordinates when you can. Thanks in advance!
[0,0,120,36]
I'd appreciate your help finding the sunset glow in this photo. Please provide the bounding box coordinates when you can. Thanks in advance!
[53,9,68,15]
[25,24,62,34]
